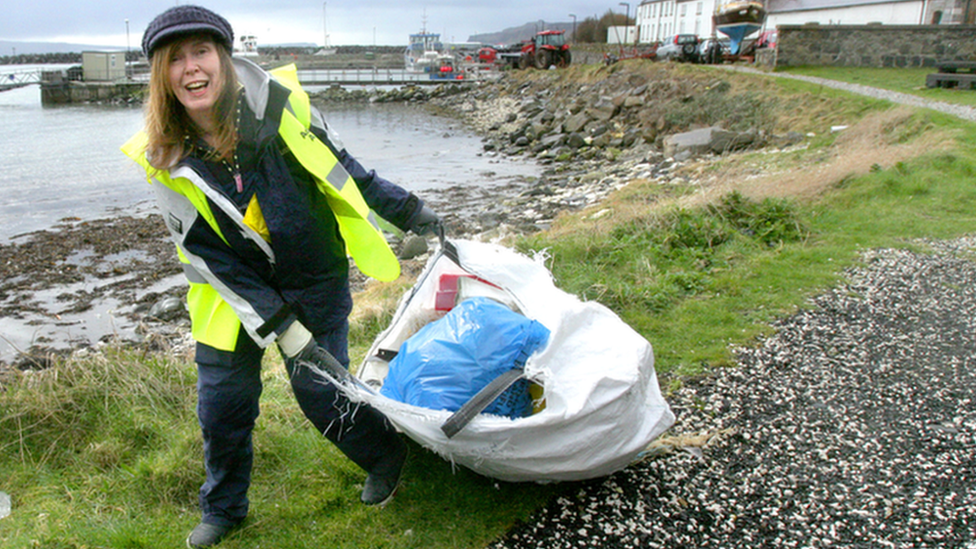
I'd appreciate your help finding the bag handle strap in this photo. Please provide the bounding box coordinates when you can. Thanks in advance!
[441,368,524,439]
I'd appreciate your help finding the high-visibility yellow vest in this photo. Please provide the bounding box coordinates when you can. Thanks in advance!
[122,63,400,351]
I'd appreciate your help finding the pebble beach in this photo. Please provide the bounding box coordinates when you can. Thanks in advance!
[489,238,976,548]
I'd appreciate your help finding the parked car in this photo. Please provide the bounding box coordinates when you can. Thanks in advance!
[698,37,731,64]
[656,34,700,63]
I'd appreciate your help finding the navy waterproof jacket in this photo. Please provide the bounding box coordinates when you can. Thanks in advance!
[178,68,424,343]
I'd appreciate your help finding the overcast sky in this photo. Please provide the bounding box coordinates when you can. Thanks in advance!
[3,1,616,49]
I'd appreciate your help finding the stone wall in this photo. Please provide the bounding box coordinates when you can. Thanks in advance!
[773,24,976,68]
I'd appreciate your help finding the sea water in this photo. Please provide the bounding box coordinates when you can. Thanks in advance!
[0,68,537,243]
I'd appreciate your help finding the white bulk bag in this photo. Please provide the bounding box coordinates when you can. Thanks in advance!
[354,239,675,483]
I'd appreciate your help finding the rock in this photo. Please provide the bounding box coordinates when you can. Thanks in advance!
[580,170,607,184]
[623,95,645,108]
[566,133,587,149]
[562,112,590,134]
[540,133,567,148]
[398,235,428,260]
[586,101,618,122]
[708,128,757,154]
[148,297,185,321]
[663,126,756,160]
[589,124,609,138]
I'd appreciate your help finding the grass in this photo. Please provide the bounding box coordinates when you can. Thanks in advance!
[524,142,976,379]
[778,65,976,107]
[0,348,555,548]
[4,64,976,547]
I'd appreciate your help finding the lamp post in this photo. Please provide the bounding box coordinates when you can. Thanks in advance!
[125,18,130,79]
[569,13,577,42]
[619,2,630,46]
[322,2,329,49]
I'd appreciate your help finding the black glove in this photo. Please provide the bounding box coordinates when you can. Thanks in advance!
[408,204,443,238]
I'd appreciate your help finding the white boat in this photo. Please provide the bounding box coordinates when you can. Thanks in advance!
[404,30,454,74]
[235,34,259,57]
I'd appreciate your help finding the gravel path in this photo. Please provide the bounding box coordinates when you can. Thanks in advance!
[722,65,976,122]
[489,237,976,548]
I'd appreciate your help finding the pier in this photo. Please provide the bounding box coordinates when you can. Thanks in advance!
[0,68,45,91]
[0,65,481,105]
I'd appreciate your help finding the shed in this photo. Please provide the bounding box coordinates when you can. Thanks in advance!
[82,51,126,82]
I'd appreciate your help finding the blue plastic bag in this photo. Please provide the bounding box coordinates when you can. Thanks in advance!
[380,297,550,419]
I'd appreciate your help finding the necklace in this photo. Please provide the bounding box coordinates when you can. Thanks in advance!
[225,150,243,193]
[184,92,245,194]
[223,96,244,193]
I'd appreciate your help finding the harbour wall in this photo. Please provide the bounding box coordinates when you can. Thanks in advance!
[41,79,144,105]
[763,24,976,68]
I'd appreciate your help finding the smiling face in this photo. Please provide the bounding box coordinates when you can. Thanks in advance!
[166,36,224,134]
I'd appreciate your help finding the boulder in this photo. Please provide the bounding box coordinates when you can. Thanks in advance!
[562,112,590,134]
[623,95,645,108]
[663,126,756,160]
[566,133,587,150]
[586,100,618,122]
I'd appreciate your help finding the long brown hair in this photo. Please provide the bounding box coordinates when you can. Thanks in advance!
[143,35,239,170]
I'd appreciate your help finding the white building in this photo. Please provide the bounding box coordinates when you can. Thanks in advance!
[765,0,927,27]
[636,0,967,44]
[607,25,639,44]
[637,0,720,43]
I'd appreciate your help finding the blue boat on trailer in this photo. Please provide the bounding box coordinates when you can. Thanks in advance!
[713,1,766,55]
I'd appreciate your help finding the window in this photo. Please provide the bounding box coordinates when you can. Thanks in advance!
[697,2,703,15]
[681,3,687,17]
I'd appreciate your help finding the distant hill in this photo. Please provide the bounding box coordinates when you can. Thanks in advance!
[469,22,573,47]
[0,39,326,57]
[0,40,123,55]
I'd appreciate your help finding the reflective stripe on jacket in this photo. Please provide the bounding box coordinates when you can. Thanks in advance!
[122,58,400,351]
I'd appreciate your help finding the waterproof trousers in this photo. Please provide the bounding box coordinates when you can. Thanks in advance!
[193,322,403,527]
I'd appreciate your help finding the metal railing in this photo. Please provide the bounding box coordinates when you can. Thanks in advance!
[0,68,43,91]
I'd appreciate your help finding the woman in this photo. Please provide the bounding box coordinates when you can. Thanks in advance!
[122,6,441,548]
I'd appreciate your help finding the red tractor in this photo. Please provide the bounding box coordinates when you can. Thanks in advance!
[518,30,571,69]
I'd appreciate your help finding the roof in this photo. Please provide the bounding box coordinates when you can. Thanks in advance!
[639,0,919,7]
[767,0,921,12]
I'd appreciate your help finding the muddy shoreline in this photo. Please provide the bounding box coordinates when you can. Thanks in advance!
[0,149,568,371]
